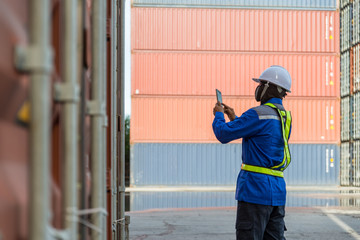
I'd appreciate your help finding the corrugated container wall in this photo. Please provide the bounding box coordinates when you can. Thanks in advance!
[340,4,352,52]
[132,8,339,53]
[340,142,351,186]
[354,93,360,139]
[353,0,360,44]
[131,143,340,186]
[341,96,351,141]
[340,0,360,187]
[341,0,352,9]
[353,141,360,186]
[133,0,337,10]
[131,3,341,187]
[354,44,360,92]
[131,97,340,144]
[133,53,339,97]
[341,51,350,96]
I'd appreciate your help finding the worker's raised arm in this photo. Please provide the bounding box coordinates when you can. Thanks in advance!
[212,108,261,144]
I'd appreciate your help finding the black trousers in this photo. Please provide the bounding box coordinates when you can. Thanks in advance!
[236,201,286,240]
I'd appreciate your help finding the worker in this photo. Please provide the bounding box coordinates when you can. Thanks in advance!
[212,65,292,240]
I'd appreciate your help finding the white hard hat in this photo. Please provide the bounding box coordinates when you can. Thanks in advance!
[252,65,292,92]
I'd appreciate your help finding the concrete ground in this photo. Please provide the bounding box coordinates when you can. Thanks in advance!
[126,187,360,240]
[128,207,360,240]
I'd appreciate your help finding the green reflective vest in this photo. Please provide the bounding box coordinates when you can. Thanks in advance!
[241,103,292,178]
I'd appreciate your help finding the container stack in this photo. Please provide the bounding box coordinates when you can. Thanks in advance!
[131,1,340,187]
[340,0,360,187]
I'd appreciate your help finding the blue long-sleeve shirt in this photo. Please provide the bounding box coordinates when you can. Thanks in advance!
[212,98,291,206]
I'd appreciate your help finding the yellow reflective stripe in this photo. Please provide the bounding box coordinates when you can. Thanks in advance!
[284,111,291,140]
[265,103,287,169]
[272,110,287,169]
[241,164,284,178]
[282,111,292,170]
[264,103,291,171]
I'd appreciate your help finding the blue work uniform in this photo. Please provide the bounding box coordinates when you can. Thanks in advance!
[212,98,291,206]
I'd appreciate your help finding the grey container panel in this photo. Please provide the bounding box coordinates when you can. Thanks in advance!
[354,45,360,92]
[341,51,350,97]
[285,144,339,185]
[354,0,360,44]
[341,5,353,53]
[131,143,241,186]
[340,142,351,185]
[132,0,337,10]
[131,143,340,186]
[341,96,351,141]
[354,93,360,139]
[353,141,360,186]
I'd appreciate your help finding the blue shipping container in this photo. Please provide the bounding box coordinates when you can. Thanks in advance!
[132,0,337,10]
[131,143,340,186]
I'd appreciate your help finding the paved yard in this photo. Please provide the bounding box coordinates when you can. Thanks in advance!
[127,188,360,240]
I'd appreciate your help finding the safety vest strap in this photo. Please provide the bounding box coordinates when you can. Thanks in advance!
[241,102,292,177]
[264,103,292,171]
[241,164,284,178]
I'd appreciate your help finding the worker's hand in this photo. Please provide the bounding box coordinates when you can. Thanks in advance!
[213,102,224,116]
[222,103,236,121]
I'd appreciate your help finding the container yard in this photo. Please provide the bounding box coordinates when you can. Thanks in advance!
[131,1,341,186]
[1,0,360,240]
[129,0,359,239]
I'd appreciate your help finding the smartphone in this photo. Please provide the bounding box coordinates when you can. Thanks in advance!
[216,89,222,104]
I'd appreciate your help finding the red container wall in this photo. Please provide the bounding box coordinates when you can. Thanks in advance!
[132,8,339,53]
[132,52,340,97]
[131,97,340,144]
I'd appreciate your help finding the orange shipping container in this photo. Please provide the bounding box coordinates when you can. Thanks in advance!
[132,52,339,97]
[131,96,340,144]
[132,8,339,53]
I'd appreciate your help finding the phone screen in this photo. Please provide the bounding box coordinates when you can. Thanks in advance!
[216,89,222,104]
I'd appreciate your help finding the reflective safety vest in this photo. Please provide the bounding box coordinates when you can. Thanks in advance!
[241,103,292,178]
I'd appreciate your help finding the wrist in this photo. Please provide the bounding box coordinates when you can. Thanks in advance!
[215,111,224,118]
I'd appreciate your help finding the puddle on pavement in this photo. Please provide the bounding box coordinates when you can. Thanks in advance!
[126,189,360,212]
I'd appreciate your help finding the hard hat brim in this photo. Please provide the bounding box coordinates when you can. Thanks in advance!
[252,78,261,83]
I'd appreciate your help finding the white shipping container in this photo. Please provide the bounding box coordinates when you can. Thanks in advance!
[341,5,352,52]
[341,51,351,97]
[354,0,360,44]
[353,141,360,186]
[354,93,360,139]
[341,96,351,141]
[340,142,351,186]
[354,45,360,92]
[341,0,352,9]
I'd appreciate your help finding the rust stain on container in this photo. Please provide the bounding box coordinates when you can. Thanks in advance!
[131,96,340,144]
[132,8,339,53]
[132,52,340,97]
